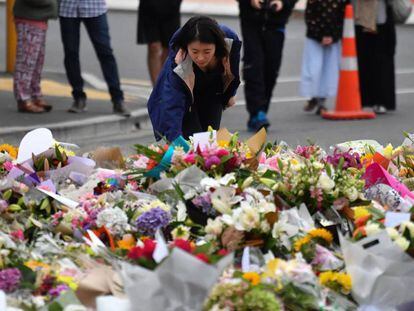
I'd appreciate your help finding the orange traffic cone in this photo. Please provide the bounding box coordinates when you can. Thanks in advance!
[322,4,375,120]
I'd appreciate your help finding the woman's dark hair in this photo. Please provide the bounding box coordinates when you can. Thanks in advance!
[172,16,229,59]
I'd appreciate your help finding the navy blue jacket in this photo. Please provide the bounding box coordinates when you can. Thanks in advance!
[147,25,242,141]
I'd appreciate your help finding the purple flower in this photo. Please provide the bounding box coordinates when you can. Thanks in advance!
[326,149,362,169]
[0,268,22,293]
[49,284,69,298]
[0,200,8,212]
[192,194,216,216]
[136,207,171,236]
[205,156,221,170]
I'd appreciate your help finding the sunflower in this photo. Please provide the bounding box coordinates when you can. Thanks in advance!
[294,235,311,252]
[319,271,352,295]
[308,228,333,244]
[0,144,18,160]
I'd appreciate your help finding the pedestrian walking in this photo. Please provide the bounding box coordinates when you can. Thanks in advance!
[137,0,182,85]
[238,0,297,132]
[354,0,397,114]
[147,16,242,141]
[13,0,57,113]
[300,0,347,114]
[59,0,130,116]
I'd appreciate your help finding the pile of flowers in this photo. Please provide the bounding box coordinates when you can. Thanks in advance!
[0,128,414,309]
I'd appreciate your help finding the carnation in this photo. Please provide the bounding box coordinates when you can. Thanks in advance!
[0,268,22,293]
[136,207,171,236]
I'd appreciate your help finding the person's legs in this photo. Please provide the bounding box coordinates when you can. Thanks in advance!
[59,17,86,101]
[300,38,324,111]
[147,41,165,85]
[13,21,45,113]
[263,30,285,113]
[83,14,124,103]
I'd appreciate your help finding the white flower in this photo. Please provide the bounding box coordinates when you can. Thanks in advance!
[312,161,324,170]
[171,225,191,240]
[205,218,224,237]
[211,187,240,215]
[32,295,46,308]
[233,203,260,231]
[201,177,221,189]
[365,222,382,236]
[176,201,187,222]
[140,200,171,214]
[96,207,128,235]
[386,227,400,240]
[219,173,236,186]
[317,173,335,191]
[395,236,410,251]
[400,221,414,238]
[345,187,358,202]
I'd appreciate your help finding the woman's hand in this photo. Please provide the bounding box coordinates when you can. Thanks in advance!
[271,0,283,11]
[250,0,262,9]
[227,97,236,108]
[321,36,333,46]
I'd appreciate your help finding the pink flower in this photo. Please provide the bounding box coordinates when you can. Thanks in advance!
[183,153,196,164]
[265,156,279,171]
[259,152,267,164]
[205,156,221,170]
[3,161,13,171]
[216,149,230,157]
[10,230,24,241]
[133,156,149,169]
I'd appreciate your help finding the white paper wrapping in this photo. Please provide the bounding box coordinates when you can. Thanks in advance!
[120,248,233,311]
[340,232,414,310]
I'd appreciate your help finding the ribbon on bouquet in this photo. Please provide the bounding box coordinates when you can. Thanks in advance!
[144,136,190,179]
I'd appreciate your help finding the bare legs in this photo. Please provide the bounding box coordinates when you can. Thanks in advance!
[147,42,169,85]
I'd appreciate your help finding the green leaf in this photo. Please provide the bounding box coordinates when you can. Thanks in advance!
[48,302,63,311]
[55,144,63,162]
[134,144,163,162]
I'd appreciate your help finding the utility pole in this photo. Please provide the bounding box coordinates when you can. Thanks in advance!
[6,0,16,73]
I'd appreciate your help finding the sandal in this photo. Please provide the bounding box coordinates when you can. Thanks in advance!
[17,100,45,113]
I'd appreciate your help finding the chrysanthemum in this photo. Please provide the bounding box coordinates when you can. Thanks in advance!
[319,271,352,295]
[308,228,333,244]
[242,272,261,286]
[0,144,18,160]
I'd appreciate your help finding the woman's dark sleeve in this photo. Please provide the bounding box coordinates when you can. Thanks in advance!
[158,71,188,142]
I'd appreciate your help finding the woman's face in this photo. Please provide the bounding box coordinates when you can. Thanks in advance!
[187,41,216,69]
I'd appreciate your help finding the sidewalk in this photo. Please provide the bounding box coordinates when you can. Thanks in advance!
[106,0,306,15]
[0,71,150,145]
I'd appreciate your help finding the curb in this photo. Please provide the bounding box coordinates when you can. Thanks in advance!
[0,108,148,145]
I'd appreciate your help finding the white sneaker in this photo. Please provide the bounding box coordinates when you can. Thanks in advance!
[374,105,387,114]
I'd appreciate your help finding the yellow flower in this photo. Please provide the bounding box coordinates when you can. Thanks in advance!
[360,153,374,166]
[354,206,371,220]
[57,275,78,291]
[242,272,261,286]
[294,236,311,252]
[53,141,75,157]
[0,144,18,160]
[217,140,229,148]
[290,159,299,165]
[383,144,394,159]
[308,228,333,244]
[319,271,352,295]
[25,260,50,272]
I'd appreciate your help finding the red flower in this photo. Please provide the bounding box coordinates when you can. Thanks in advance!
[195,253,210,263]
[142,239,156,258]
[217,249,229,256]
[216,149,230,157]
[127,246,144,260]
[172,239,193,253]
[10,230,24,241]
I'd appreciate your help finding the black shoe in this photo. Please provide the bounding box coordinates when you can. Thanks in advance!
[113,100,131,117]
[303,98,318,112]
[247,111,270,132]
[68,98,87,113]
[315,98,327,115]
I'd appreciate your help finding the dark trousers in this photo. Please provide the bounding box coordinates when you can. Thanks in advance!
[241,21,285,117]
[181,102,223,140]
[355,11,396,110]
[59,14,124,102]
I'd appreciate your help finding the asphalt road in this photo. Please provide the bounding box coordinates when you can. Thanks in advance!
[1,7,414,152]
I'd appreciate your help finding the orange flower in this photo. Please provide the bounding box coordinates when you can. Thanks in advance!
[243,272,261,286]
[117,234,136,250]
[354,215,371,227]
